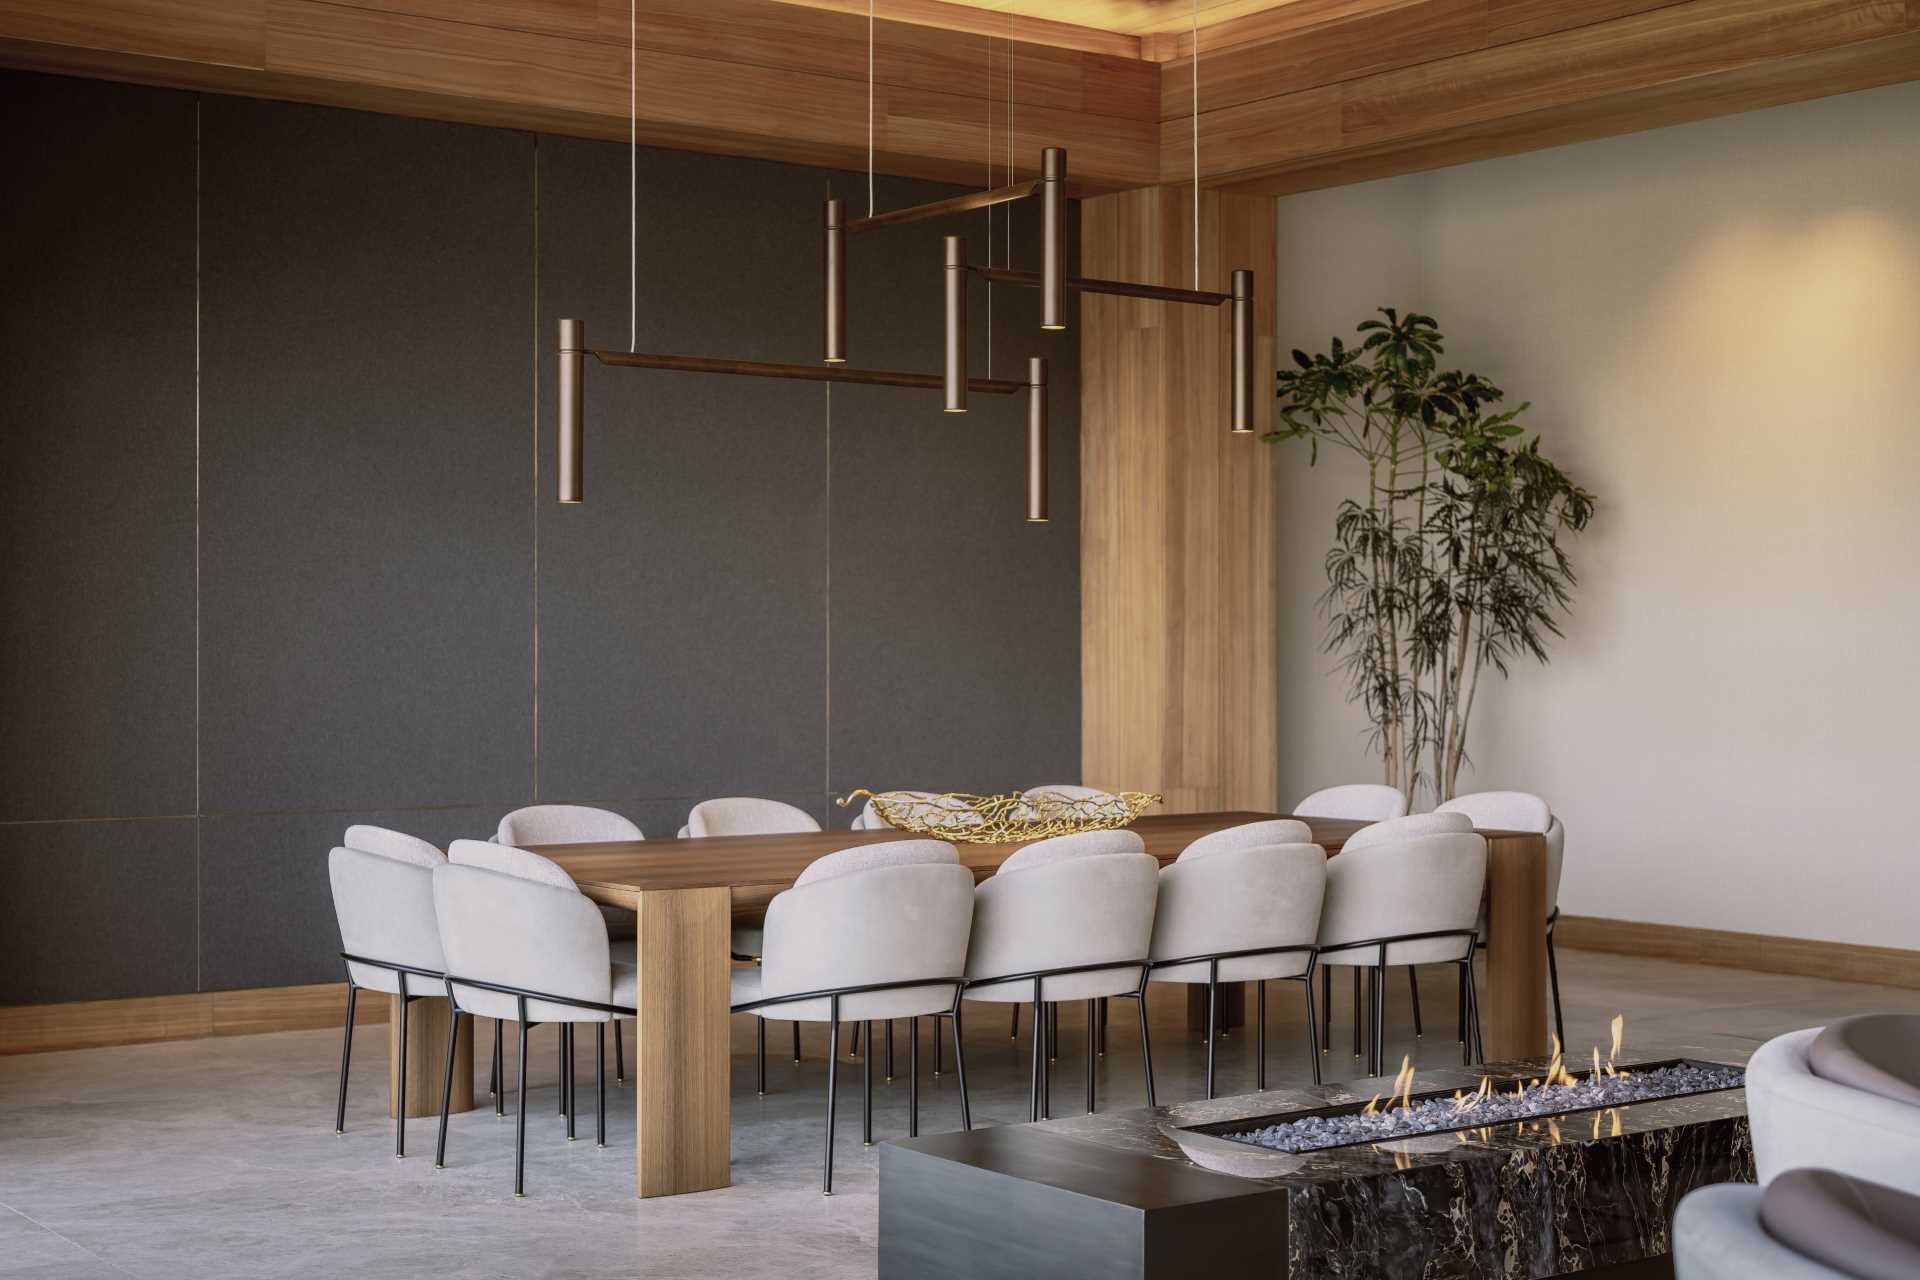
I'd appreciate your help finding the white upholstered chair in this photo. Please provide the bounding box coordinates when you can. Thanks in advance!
[1746,1019,1920,1197]
[1294,784,1409,822]
[728,840,974,1194]
[963,830,1160,1119]
[1317,815,1487,1076]
[328,830,445,1157]
[852,791,978,832]
[1676,1170,1920,1280]
[1436,791,1566,1044]
[493,805,643,1083]
[687,796,822,837]
[1149,832,1327,1097]
[435,840,637,1195]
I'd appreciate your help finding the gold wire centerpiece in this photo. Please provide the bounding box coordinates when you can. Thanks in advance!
[837,788,1161,844]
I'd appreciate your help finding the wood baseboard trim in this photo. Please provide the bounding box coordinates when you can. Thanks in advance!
[0,981,389,1056]
[1556,915,1920,991]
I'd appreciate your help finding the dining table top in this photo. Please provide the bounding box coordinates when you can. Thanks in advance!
[534,810,1400,905]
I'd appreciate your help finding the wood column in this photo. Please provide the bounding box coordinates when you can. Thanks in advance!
[388,996,473,1120]
[1080,187,1279,815]
[632,886,733,1198]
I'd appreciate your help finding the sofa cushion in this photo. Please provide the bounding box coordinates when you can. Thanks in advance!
[1760,1168,1920,1280]
[1809,1014,1920,1108]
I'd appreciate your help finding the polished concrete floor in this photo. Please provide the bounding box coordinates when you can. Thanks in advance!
[3,952,1917,1279]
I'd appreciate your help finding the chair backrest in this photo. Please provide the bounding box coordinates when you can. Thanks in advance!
[794,839,957,886]
[965,852,1160,998]
[1436,790,1551,833]
[1150,843,1326,980]
[448,838,577,892]
[1317,831,1487,966]
[432,862,613,1023]
[1022,784,1131,821]
[1001,827,1145,872]
[495,804,642,846]
[343,825,443,866]
[687,797,822,838]
[1178,819,1313,862]
[853,791,963,831]
[1341,811,1472,853]
[759,861,978,1008]
[1294,783,1409,822]
[329,845,447,994]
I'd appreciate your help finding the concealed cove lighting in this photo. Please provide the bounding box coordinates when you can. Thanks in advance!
[558,318,584,502]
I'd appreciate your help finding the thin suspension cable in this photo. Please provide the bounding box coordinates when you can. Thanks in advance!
[1191,0,1200,291]
[629,0,636,351]
[1005,12,1012,271]
[985,32,994,377]
[867,0,876,218]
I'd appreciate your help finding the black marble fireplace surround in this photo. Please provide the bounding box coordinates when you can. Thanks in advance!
[877,1037,1755,1279]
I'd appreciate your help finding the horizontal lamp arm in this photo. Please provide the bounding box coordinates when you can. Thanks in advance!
[591,349,1023,395]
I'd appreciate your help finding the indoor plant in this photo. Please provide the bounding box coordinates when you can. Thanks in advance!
[1267,308,1595,803]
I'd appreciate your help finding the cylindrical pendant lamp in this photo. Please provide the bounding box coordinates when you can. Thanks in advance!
[1026,356,1049,523]
[1041,147,1067,331]
[558,318,585,502]
[944,235,968,413]
[1230,269,1255,434]
[823,198,846,364]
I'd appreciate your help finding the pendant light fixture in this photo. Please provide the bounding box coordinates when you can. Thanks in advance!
[1026,356,1048,523]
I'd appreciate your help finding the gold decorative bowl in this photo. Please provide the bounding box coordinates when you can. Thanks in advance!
[837,788,1161,844]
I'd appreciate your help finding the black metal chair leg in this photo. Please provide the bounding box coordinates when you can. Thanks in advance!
[1371,967,1387,1078]
[334,985,356,1134]
[1135,993,1157,1107]
[1302,973,1323,1085]
[1256,980,1267,1091]
[1010,1004,1020,1040]
[1352,967,1365,1056]
[564,1023,576,1141]
[851,1020,862,1059]
[514,1012,530,1197]
[1085,998,1096,1115]
[1459,964,1469,1043]
[1460,961,1478,1065]
[557,1025,566,1115]
[824,1007,841,1195]
[1408,966,1424,1037]
[792,1020,801,1065]
[395,989,409,1159]
[909,1016,920,1138]
[615,1019,625,1084]
[885,1019,894,1082]
[1048,1002,1059,1063]
[1321,965,1332,1053]
[933,1014,943,1076]
[1029,994,1043,1122]
[1039,1002,1052,1120]
[493,1019,505,1116]
[951,1005,972,1130]
[756,1018,767,1095]
[596,1023,606,1148]
[1098,997,1108,1056]
[1547,928,1567,1049]
[862,1020,874,1147]
[487,1017,498,1097]
[435,999,458,1168]
[1204,975,1219,1101]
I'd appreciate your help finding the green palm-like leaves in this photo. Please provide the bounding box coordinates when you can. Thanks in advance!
[1269,308,1594,801]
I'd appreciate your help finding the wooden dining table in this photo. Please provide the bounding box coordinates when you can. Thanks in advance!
[397,811,1548,1199]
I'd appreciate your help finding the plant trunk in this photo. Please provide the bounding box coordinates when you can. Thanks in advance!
[1444,638,1486,801]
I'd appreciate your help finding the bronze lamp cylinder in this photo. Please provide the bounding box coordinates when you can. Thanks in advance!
[1026,356,1049,523]
[944,235,967,413]
[823,198,846,364]
[558,318,584,502]
[1040,147,1067,331]
[1230,269,1255,434]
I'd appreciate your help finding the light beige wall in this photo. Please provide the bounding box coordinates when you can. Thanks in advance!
[1272,81,1920,949]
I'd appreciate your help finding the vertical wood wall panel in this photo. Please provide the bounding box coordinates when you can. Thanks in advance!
[1080,187,1277,813]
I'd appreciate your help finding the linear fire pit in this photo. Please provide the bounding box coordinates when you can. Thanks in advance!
[879,1038,1754,1280]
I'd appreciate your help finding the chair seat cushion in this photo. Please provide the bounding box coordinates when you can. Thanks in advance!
[1808,1014,1920,1108]
[612,964,636,1011]
[729,926,764,959]
[610,939,635,968]
[1760,1168,1920,1280]
[1675,1184,1852,1280]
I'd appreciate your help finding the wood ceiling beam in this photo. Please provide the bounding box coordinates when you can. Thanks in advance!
[0,0,1160,189]
[1161,0,1920,189]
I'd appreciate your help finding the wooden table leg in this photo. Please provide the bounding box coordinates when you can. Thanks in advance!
[633,886,732,1198]
[1483,832,1550,1060]
[388,996,474,1119]
[1185,983,1246,1033]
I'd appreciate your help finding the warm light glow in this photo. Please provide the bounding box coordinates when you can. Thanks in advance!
[1392,1056,1415,1113]
[1041,324,1066,331]
[1610,1014,1625,1065]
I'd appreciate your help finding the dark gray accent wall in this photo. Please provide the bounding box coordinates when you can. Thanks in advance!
[0,69,1080,1003]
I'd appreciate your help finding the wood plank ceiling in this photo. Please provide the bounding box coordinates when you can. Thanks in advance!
[1,0,1917,194]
